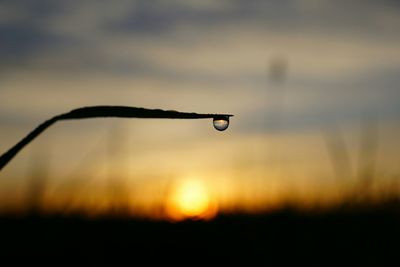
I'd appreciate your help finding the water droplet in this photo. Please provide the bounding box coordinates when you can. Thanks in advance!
[213,117,229,131]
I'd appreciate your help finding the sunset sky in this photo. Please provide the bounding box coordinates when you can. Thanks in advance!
[0,0,399,219]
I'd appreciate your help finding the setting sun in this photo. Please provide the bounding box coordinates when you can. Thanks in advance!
[166,178,217,221]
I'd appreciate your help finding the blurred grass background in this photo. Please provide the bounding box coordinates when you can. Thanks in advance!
[0,0,399,220]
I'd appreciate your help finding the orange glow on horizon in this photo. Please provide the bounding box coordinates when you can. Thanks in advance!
[165,178,218,221]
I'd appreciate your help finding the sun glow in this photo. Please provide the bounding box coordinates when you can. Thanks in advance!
[166,178,217,221]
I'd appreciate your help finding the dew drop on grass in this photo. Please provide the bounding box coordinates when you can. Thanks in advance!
[213,117,229,131]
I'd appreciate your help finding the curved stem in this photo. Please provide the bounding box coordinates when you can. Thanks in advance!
[0,106,233,172]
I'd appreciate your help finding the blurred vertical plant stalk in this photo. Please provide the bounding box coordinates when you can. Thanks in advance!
[265,56,289,175]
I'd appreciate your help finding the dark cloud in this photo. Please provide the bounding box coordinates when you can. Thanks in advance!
[0,0,75,67]
[0,0,400,132]
[1,0,399,72]
[104,0,400,38]
[0,24,70,64]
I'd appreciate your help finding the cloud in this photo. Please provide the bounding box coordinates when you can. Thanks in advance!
[1,0,400,133]
[1,0,399,73]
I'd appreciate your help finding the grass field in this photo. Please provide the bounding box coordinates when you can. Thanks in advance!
[1,201,398,265]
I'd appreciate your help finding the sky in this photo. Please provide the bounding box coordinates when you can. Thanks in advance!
[0,0,399,219]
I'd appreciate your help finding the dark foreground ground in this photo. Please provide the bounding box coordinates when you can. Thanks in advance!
[0,206,399,265]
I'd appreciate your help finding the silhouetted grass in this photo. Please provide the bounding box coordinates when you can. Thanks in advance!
[0,106,233,171]
[0,199,398,265]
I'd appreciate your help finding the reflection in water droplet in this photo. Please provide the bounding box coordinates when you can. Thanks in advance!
[213,117,229,131]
